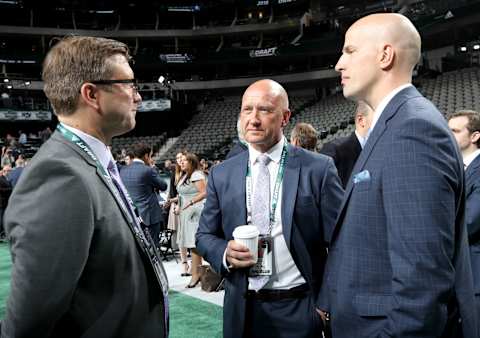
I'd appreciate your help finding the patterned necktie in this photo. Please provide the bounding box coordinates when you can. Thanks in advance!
[107,160,170,336]
[249,154,271,291]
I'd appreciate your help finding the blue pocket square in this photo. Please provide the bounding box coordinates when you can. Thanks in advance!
[353,170,371,184]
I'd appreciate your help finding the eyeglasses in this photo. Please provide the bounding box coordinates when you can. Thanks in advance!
[90,79,139,95]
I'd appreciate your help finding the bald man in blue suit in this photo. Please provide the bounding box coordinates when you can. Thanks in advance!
[321,13,478,338]
[196,79,343,338]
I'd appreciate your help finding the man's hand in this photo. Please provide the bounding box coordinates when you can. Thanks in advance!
[316,309,329,326]
[226,240,256,269]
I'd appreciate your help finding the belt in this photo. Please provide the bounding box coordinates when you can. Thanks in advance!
[245,284,310,302]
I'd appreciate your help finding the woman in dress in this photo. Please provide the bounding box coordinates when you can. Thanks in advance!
[165,151,187,274]
[176,152,207,287]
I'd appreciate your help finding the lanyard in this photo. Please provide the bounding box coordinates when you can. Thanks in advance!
[246,143,287,233]
[56,124,146,230]
[57,124,170,335]
[56,124,109,178]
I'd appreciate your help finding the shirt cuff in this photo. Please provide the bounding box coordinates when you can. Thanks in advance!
[222,248,230,272]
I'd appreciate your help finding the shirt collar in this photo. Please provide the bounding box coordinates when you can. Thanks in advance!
[464,149,480,168]
[369,83,413,134]
[132,158,145,164]
[248,137,285,166]
[60,123,112,172]
[355,130,367,149]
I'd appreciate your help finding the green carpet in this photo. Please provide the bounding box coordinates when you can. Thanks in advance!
[0,243,222,338]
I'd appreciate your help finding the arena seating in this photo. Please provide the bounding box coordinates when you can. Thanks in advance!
[111,132,168,156]
[420,66,480,115]
[155,66,480,160]
[160,95,313,160]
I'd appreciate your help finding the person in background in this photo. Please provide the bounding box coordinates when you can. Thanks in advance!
[165,151,184,265]
[18,131,27,145]
[120,142,167,247]
[7,157,26,188]
[226,118,248,159]
[290,122,318,152]
[0,165,12,241]
[448,109,480,318]
[320,101,373,188]
[177,152,207,288]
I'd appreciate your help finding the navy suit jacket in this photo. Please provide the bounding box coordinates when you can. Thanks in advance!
[321,86,478,338]
[120,161,167,225]
[466,154,480,299]
[196,144,343,338]
[320,132,362,188]
[7,166,24,188]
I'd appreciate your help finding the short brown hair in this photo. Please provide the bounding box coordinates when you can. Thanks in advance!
[290,122,318,151]
[448,110,480,147]
[42,36,130,116]
[131,142,152,159]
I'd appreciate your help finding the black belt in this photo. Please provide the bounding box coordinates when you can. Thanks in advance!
[245,284,310,302]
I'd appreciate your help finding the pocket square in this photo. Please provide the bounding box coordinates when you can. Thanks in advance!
[353,170,371,184]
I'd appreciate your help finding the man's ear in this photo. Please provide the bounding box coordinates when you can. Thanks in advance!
[80,83,100,110]
[471,131,480,144]
[379,44,395,70]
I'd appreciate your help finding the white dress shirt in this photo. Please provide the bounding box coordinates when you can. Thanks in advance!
[367,83,413,142]
[464,149,480,168]
[247,137,306,290]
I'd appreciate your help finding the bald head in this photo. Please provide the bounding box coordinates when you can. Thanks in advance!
[240,79,291,152]
[336,13,421,108]
[351,13,421,71]
[243,79,289,112]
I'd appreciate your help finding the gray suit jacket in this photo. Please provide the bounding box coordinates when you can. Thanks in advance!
[2,131,165,338]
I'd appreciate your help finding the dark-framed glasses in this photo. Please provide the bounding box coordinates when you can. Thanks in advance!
[90,79,139,95]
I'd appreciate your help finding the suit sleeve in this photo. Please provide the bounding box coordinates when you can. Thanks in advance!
[150,167,167,191]
[319,142,338,162]
[466,175,480,242]
[379,116,459,337]
[195,166,229,276]
[2,159,94,338]
[319,158,344,244]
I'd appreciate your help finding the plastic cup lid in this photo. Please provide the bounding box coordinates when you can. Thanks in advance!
[233,225,259,239]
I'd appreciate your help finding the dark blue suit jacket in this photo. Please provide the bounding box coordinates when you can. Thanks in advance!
[466,154,480,303]
[7,166,24,188]
[320,132,362,188]
[196,144,343,338]
[321,86,478,338]
[120,161,167,225]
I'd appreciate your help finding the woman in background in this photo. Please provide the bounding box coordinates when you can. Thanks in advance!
[176,152,207,287]
[165,151,186,273]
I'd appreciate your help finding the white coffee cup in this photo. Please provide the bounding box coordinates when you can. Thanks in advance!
[232,225,260,263]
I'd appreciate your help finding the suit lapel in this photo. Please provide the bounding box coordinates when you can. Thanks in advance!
[53,132,135,226]
[230,152,248,230]
[466,154,480,182]
[331,86,423,243]
[281,144,299,250]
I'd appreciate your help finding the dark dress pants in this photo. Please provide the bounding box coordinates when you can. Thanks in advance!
[243,289,323,338]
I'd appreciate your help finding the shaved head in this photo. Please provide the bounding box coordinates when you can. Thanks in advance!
[336,13,421,108]
[350,13,421,72]
[243,79,289,112]
[240,79,291,152]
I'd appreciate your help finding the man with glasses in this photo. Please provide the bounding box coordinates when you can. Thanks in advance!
[2,36,168,338]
